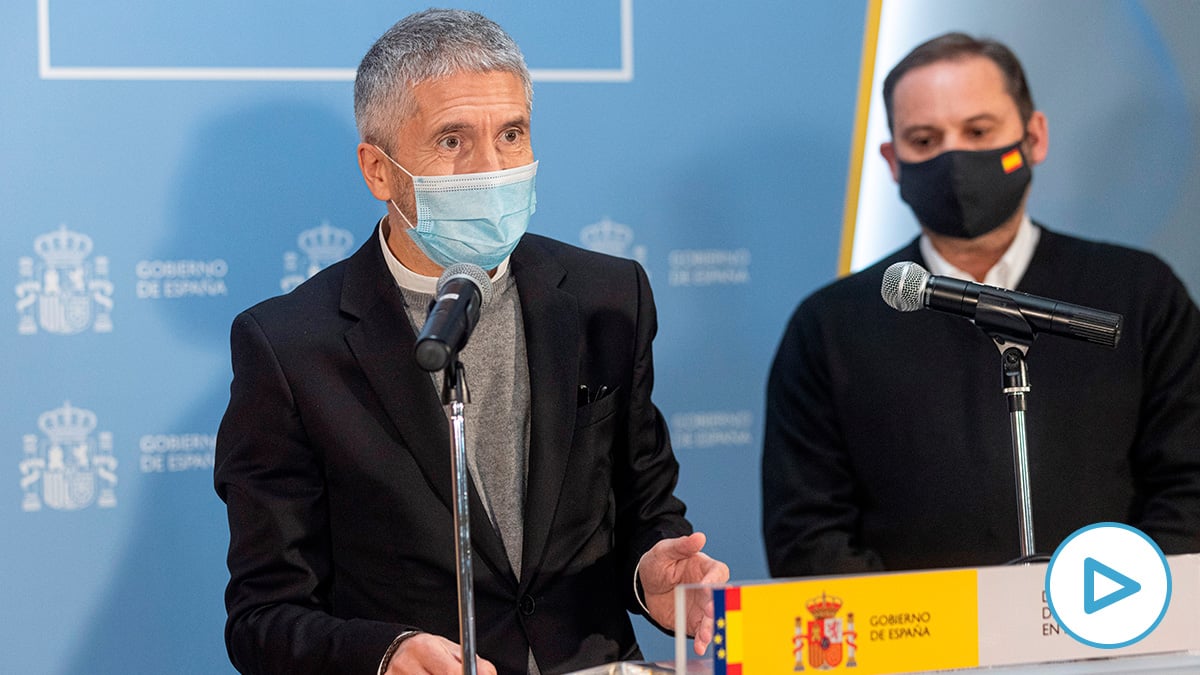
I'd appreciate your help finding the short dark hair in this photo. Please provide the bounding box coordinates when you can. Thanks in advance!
[882,32,1035,134]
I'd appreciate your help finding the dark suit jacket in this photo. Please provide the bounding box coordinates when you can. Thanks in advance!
[763,227,1200,577]
[215,230,691,675]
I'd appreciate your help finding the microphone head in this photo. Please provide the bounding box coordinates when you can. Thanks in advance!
[881,261,929,312]
[436,262,493,306]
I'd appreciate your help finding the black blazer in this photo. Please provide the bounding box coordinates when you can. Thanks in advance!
[215,229,691,675]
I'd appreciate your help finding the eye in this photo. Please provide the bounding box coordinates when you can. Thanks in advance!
[908,133,934,149]
[438,136,461,150]
[501,128,522,144]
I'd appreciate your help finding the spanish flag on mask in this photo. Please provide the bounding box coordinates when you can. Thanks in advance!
[1001,148,1024,174]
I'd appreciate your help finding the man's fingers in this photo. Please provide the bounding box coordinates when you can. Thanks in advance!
[388,634,498,675]
[678,531,707,556]
[692,618,714,655]
[477,655,498,675]
[700,558,730,585]
[652,532,706,562]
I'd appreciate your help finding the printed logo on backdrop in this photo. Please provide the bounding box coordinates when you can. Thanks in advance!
[579,218,648,267]
[139,433,215,474]
[20,401,117,512]
[16,225,114,334]
[282,221,355,292]
[668,248,751,287]
[135,258,228,299]
[669,410,754,450]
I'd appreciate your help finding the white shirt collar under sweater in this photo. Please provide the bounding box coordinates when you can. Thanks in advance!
[376,217,510,293]
[919,213,1040,290]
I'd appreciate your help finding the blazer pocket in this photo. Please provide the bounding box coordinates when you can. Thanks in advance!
[574,386,620,429]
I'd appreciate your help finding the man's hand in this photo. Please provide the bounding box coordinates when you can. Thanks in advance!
[638,531,730,655]
[385,633,498,675]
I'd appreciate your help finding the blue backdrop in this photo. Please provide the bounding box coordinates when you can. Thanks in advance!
[3,1,1198,672]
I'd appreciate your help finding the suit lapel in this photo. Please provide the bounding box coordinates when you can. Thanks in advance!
[511,238,580,587]
[340,228,515,585]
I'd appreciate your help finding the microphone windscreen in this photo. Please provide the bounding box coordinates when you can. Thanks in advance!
[881,261,929,312]
[436,262,494,306]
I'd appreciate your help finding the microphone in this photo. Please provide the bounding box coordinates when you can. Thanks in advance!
[415,263,494,372]
[881,261,1122,348]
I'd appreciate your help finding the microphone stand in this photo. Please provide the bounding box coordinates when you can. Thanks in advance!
[973,290,1047,564]
[442,357,478,674]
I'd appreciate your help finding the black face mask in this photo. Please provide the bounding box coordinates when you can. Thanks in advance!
[897,140,1032,239]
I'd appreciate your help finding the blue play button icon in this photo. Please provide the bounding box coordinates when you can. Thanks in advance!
[1046,523,1172,648]
[1084,557,1141,614]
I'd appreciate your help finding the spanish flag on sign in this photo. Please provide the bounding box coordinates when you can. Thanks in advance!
[1001,148,1024,174]
[713,587,743,675]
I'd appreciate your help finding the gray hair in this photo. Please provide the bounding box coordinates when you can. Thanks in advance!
[354,9,533,148]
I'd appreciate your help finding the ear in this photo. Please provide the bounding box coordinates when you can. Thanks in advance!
[880,141,901,183]
[1024,111,1049,166]
[357,143,393,201]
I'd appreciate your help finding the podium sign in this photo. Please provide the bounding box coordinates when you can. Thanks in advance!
[711,568,979,674]
[683,555,1199,675]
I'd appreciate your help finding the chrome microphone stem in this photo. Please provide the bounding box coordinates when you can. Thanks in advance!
[1009,409,1036,558]
[445,364,477,675]
[1001,346,1037,560]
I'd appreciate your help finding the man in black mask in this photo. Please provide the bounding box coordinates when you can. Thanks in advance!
[762,33,1200,577]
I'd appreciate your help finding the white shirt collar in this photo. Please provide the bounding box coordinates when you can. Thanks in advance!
[919,214,1040,290]
[376,217,510,294]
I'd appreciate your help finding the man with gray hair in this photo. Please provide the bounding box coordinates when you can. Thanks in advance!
[215,9,727,675]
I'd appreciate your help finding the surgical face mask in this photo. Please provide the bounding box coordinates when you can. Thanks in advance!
[897,140,1032,239]
[376,145,537,270]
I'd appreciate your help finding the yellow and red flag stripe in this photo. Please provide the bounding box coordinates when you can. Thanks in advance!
[1001,148,1024,174]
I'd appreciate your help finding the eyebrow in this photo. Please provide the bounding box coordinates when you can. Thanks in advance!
[899,113,1001,136]
[499,115,530,130]
[962,113,1001,125]
[434,121,472,137]
[897,123,940,139]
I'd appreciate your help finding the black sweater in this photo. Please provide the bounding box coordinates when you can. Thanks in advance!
[763,227,1200,577]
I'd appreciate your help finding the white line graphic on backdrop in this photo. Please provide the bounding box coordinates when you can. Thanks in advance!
[37,0,634,82]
